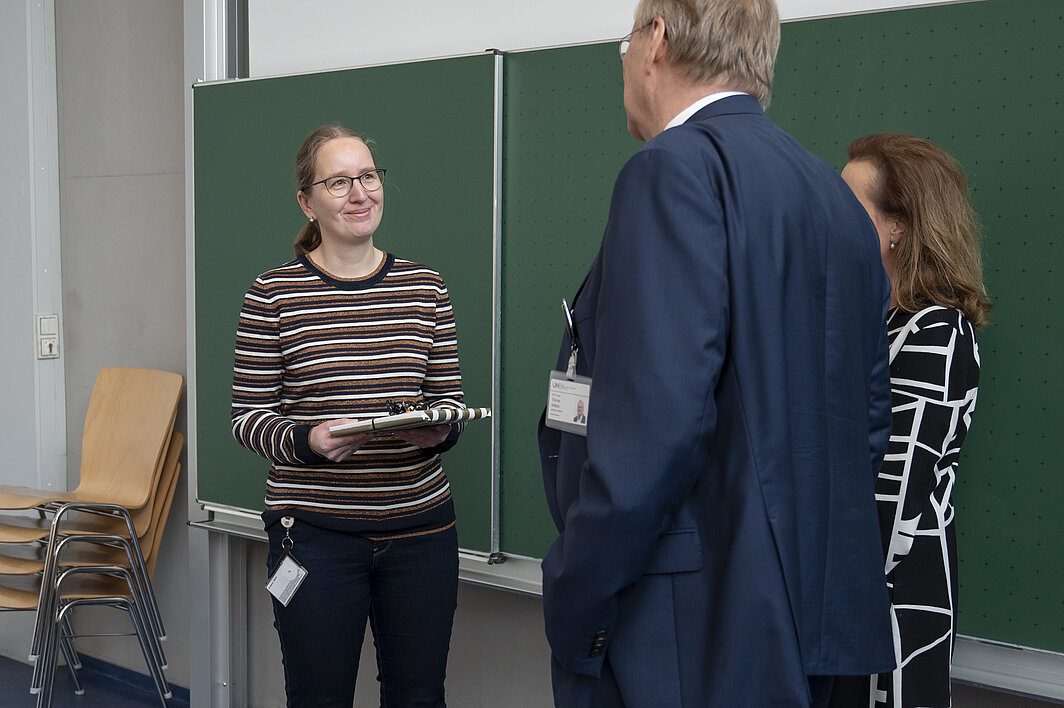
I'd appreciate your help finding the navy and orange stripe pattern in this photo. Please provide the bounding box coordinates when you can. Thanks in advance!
[231,253,463,536]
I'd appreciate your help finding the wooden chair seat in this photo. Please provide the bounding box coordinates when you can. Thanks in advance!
[0,440,181,583]
[0,368,182,511]
[0,432,182,552]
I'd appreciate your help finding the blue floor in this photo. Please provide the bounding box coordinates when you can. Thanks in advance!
[0,652,190,708]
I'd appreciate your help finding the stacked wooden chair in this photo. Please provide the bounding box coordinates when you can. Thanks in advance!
[0,367,184,707]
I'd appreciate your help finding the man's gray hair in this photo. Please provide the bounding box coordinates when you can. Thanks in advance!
[634,0,780,107]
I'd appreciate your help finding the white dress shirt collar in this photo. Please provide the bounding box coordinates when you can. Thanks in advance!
[664,91,749,131]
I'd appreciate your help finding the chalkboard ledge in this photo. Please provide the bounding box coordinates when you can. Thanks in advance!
[953,636,1064,702]
[190,505,1063,701]
[458,551,541,596]
[190,502,544,595]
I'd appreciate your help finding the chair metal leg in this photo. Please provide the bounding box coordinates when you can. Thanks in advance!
[82,503,169,642]
[114,532,169,666]
[35,597,62,707]
[49,533,169,671]
[60,613,81,669]
[29,503,168,661]
[30,555,63,695]
[54,567,171,699]
[26,502,172,699]
[40,596,172,707]
[29,502,75,663]
[120,596,172,706]
[58,631,84,696]
[124,527,168,641]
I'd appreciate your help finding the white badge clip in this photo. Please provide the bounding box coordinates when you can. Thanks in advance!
[266,516,308,606]
[545,299,591,435]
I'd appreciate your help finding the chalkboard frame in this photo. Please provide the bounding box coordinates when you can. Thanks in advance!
[192,52,498,553]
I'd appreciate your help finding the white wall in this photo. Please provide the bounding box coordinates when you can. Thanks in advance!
[0,1,66,496]
[0,0,189,685]
[0,2,45,493]
[51,0,188,683]
[245,0,978,78]
[0,0,67,666]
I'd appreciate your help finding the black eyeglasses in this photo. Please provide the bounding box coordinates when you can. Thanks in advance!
[618,21,655,58]
[304,169,386,197]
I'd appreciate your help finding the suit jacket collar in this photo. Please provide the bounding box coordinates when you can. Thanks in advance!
[686,93,765,123]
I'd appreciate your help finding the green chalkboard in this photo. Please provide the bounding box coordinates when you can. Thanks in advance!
[194,0,1062,655]
[491,0,1064,653]
[498,44,641,558]
[770,0,1063,656]
[193,54,497,553]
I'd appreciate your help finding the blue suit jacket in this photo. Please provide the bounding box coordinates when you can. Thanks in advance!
[539,95,895,705]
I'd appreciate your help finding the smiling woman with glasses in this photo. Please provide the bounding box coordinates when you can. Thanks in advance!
[230,124,469,707]
[303,168,386,197]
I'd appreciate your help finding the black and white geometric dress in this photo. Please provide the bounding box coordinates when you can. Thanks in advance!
[835,305,980,708]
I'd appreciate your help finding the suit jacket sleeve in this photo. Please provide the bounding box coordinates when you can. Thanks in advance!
[542,146,728,676]
[868,291,892,477]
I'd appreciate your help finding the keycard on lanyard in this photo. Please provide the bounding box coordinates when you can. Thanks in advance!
[266,516,308,606]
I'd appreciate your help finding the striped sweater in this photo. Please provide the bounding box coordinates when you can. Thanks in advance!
[231,252,464,537]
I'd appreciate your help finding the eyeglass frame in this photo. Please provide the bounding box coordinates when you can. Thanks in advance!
[618,20,656,58]
[302,168,387,198]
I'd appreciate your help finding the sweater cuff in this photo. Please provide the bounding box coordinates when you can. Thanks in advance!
[293,423,329,464]
[428,422,464,456]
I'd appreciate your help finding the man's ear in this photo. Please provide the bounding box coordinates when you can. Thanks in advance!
[647,17,669,65]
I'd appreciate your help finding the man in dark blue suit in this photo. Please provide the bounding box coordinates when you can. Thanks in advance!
[538,0,896,705]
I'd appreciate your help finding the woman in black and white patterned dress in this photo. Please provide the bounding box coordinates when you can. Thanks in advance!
[830,132,993,708]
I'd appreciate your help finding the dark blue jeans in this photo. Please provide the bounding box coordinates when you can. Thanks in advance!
[266,520,459,708]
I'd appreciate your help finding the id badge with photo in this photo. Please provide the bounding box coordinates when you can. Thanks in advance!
[544,370,592,436]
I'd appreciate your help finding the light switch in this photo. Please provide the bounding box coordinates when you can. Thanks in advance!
[38,315,59,336]
[36,315,60,359]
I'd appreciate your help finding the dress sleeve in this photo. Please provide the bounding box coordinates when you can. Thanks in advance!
[878,310,979,573]
[867,294,893,479]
